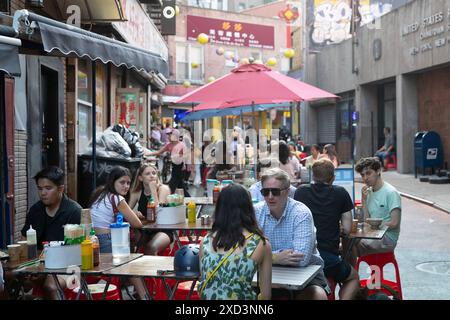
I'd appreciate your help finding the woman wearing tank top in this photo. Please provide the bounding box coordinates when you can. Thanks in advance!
[129,162,173,255]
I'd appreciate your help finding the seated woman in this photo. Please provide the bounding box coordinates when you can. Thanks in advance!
[320,144,340,168]
[199,184,272,300]
[279,141,298,183]
[89,166,147,299]
[129,162,173,255]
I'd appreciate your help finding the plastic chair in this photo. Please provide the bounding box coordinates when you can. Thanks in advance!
[173,281,200,300]
[356,252,403,300]
[69,283,121,300]
[385,154,397,170]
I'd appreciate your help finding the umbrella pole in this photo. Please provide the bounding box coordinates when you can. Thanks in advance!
[252,102,257,176]
[91,61,97,192]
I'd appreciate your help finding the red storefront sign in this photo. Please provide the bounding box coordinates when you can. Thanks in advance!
[187,15,274,49]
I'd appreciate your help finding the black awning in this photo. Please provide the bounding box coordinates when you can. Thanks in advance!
[13,10,169,77]
[0,43,21,77]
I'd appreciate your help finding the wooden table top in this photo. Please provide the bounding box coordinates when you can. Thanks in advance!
[142,219,212,231]
[12,253,143,276]
[348,225,388,240]
[103,255,198,280]
[252,265,321,291]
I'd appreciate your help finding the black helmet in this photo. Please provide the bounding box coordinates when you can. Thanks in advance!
[174,244,200,277]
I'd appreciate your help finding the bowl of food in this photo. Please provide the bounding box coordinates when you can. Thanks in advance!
[366,218,383,229]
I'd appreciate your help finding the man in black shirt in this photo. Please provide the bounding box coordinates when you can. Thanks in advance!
[294,159,360,300]
[20,166,81,299]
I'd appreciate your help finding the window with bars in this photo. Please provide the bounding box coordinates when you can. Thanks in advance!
[0,0,10,13]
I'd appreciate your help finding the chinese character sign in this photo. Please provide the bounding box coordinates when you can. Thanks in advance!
[187,15,274,49]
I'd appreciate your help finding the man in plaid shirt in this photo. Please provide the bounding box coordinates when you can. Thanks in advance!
[254,167,329,300]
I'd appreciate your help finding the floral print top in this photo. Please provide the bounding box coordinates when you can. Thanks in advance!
[199,233,261,300]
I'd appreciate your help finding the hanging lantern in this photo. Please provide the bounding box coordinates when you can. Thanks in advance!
[284,48,295,58]
[266,57,277,67]
[183,80,191,88]
[232,56,240,63]
[248,57,255,64]
[207,76,216,83]
[191,62,199,68]
[241,58,250,64]
[175,5,180,16]
[254,59,263,65]
[224,51,234,60]
[216,47,225,56]
[197,33,209,45]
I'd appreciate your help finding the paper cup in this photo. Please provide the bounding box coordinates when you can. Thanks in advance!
[351,219,358,233]
[17,240,28,260]
[7,244,21,262]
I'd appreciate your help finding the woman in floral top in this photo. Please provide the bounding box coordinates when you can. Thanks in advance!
[199,184,272,300]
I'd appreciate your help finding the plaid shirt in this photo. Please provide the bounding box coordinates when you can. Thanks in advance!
[254,198,324,267]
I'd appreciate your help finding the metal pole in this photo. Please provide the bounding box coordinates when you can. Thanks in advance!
[91,61,97,192]
[0,71,7,247]
[371,111,374,155]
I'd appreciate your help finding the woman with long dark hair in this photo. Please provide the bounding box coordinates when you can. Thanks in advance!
[278,141,297,183]
[89,166,147,299]
[199,184,272,300]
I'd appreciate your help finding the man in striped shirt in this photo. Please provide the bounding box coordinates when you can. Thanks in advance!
[254,167,329,300]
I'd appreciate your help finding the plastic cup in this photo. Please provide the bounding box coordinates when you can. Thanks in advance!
[7,244,21,262]
[17,241,28,260]
[206,179,217,198]
[351,219,358,233]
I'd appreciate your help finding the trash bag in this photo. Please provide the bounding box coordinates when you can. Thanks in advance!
[100,127,131,158]
[112,124,145,158]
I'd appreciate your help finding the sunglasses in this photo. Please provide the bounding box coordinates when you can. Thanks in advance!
[260,187,289,197]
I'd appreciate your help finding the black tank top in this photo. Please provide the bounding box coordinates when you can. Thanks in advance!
[137,190,153,215]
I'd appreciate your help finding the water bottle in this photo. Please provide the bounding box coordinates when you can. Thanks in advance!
[110,213,130,258]
[90,229,100,267]
[26,225,38,259]
[356,205,365,232]
[81,239,93,270]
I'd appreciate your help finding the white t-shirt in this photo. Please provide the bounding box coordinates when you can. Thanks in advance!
[91,193,125,229]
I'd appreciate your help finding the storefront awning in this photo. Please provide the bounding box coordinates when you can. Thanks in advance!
[12,10,169,77]
[53,0,126,23]
[0,36,21,77]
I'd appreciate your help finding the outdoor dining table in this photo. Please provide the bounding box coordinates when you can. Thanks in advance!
[342,225,389,260]
[252,265,321,299]
[142,219,212,248]
[102,255,198,300]
[11,253,143,300]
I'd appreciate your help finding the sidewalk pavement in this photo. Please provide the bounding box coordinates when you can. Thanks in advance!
[355,170,450,214]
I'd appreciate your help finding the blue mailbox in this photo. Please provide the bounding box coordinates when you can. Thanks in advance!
[414,131,443,177]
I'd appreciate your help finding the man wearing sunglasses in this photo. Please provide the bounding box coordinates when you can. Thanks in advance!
[254,167,329,300]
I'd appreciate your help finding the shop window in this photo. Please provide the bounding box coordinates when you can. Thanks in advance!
[176,44,203,82]
[77,60,107,153]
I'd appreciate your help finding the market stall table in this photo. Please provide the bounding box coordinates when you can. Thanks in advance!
[343,225,388,260]
[102,255,199,300]
[252,265,320,298]
[11,253,142,300]
[142,219,212,248]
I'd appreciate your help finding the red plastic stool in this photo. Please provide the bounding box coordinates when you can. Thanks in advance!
[385,154,397,170]
[174,281,200,300]
[69,283,121,300]
[326,277,336,300]
[356,251,403,300]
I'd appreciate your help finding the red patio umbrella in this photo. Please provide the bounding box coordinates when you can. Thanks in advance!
[175,63,338,108]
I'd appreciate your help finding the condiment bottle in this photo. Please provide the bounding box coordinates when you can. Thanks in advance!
[188,201,197,223]
[26,225,38,259]
[81,239,93,270]
[89,229,100,267]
